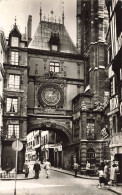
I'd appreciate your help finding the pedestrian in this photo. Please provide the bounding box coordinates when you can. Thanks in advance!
[23,160,29,178]
[104,161,110,185]
[33,159,41,179]
[73,161,79,177]
[110,162,119,186]
[100,161,105,171]
[86,161,90,176]
[98,165,105,188]
[44,159,51,178]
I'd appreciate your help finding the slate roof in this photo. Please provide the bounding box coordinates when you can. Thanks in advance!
[28,20,79,54]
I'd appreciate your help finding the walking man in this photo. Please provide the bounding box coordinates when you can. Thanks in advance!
[73,161,79,178]
[44,159,51,178]
[23,160,29,178]
[33,159,41,179]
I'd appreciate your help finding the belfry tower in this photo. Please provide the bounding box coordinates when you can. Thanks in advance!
[71,0,110,169]
[77,0,109,103]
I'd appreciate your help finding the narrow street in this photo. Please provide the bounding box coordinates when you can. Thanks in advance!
[0,169,115,195]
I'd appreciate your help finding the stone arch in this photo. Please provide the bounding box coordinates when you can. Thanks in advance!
[28,120,72,144]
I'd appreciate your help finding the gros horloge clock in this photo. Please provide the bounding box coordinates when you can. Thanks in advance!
[38,84,64,107]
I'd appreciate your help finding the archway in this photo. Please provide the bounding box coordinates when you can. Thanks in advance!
[28,120,72,144]
[26,120,72,168]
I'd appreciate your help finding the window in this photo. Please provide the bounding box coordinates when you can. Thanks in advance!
[7,98,18,112]
[86,121,95,140]
[74,120,79,138]
[11,51,19,65]
[110,76,117,96]
[49,33,60,51]
[11,37,19,47]
[8,124,19,139]
[87,148,95,164]
[8,75,20,89]
[50,62,60,72]
[52,45,58,51]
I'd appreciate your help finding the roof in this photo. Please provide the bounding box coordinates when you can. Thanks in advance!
[28,20,79,54]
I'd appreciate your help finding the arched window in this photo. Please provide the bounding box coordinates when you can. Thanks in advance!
[87,148,95,164]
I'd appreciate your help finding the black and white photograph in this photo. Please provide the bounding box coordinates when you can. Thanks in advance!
[0,0,122,194]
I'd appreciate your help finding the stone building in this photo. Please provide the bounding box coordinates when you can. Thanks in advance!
[71,0,110,171]
[2,21,28,172]
[1,7,84,171]
[1,1,115,174]
[0,29,7,169]
[106,0,122,182]
[27,7,84,170]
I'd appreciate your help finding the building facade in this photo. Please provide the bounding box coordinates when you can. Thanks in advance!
[2,22,28,172]
[27,7,84,171]
[73,0,110,172]
[1,7,84,172]
[2,1,121,175]
[0,29,7,170]
[106,0,122,182]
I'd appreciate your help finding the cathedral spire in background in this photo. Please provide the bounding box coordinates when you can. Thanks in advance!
[40,2,42,22]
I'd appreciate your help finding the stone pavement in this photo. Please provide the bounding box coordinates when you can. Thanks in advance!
[0,167,122,195]
[50,167,122,195]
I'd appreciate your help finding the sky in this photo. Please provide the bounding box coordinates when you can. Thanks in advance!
[0,0,77,44]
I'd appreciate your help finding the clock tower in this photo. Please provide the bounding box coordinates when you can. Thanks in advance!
[27,7,84,168]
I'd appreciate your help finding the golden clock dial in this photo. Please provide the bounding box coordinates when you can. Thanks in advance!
[41,87,60,106]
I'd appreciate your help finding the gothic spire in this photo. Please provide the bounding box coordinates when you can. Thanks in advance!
[40,3,42,22]
[62,1,64,24]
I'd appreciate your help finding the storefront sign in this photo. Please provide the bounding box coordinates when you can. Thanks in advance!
[101,127,109,139]
[54,144,62,152]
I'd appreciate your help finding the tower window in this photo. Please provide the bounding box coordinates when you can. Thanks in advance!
[50,62,60,72]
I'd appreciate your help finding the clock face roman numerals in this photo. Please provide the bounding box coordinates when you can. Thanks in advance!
[41,87,60,105]
[38,84,64,108]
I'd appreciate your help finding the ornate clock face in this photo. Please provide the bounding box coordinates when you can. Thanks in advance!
[41,86,60,106]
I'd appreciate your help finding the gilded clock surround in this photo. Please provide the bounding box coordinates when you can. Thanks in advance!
[38,83,64,108]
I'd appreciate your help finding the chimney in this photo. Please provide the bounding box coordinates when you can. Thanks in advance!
[27,15,32,43]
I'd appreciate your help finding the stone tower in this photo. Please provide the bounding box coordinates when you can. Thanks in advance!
[77,0,109,106]
[72,0,110,169]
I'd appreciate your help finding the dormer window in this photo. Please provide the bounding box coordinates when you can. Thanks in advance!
[52,45,58,51]
[49,32,60,51]
[11,37,19,47]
